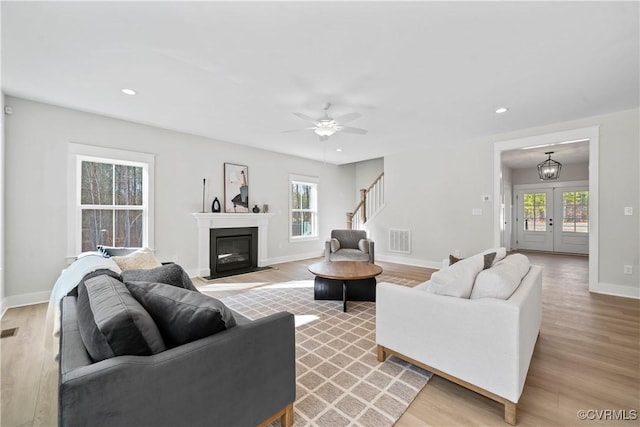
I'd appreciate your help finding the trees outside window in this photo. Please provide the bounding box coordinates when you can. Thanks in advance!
[69,143,154,255]
[80,161,144,251]
[290,175,318,240]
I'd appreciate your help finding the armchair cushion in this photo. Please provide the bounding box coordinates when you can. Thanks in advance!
[330,238,341,253]
[326,229,374,263]
[331,229,367,249]
[77,275,166,362]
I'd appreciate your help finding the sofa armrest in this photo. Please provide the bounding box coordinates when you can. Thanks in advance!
[59,297,296,427]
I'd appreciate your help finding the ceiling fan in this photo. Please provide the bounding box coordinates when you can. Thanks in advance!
[284,103,368,141]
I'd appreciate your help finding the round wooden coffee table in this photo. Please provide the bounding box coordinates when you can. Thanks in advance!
[308,261,383,312]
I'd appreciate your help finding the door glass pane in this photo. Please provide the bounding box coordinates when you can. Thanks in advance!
[563,191,589,233]
[81,161,113,205]
[82,209,113,252]
[523,193,546,231]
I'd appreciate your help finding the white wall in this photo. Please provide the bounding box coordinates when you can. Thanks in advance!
[371,137,495,267]
[511,161,588,185]
[3,97,355,304]
[372,108,639,297]
[1,93,5,310]
[353,157,384,201]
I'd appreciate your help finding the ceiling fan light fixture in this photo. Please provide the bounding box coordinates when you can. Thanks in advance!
[314,127,337,137]
[537,151,562,180]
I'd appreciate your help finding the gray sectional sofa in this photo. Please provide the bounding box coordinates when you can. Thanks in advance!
[57,260,296,427]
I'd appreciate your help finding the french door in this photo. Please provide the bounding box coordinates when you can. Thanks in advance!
[515,186,589,254]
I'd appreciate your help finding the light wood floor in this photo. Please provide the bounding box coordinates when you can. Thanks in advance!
[1,254,638,426]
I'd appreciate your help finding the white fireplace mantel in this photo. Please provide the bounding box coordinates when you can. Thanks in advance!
[192,213,274,277]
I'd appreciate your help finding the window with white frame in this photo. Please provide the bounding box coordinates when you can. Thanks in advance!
[69,144,154,254]
[290,175,318,240]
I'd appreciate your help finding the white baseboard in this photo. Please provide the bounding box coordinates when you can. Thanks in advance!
[1,290,51,317]
[186,251,324,278]
[591,282,640,299]
[264,251,324,266]
[376,253,442,270]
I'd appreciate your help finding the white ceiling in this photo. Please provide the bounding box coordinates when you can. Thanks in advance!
[501,139,590,169]
[2,1,638,165]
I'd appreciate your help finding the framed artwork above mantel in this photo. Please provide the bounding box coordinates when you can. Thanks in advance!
[224,163,249,213]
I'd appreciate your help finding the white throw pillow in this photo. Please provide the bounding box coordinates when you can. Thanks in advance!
[330,238,341,253]
[470,253,530,300]
[111,248,162,271]
[357,239,369,253]
[428,254,485,298]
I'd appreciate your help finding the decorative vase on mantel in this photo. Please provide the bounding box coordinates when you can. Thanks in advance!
[252,204,261,213]
[212,197,221,213]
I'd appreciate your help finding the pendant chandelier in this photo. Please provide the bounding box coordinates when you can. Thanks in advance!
[537,151,562,180]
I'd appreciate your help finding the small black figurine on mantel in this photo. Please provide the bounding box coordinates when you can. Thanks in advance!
[212,197,221,213]
[252,204,261,213]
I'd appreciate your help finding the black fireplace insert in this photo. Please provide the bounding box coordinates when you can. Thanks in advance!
[208,227,258,279]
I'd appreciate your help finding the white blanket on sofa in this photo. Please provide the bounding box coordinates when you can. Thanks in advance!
[43,253,121,356]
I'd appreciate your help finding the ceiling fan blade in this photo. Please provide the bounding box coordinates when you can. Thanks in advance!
[333,112,362,124]
[282,128,315,133]
[293,112,317,122]
[340,126,368,135]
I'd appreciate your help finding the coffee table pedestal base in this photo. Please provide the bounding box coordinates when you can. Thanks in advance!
[314,277,377,311]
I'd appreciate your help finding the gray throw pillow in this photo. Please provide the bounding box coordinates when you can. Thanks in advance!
[77,274,166,362]
[483,252,497,270]
[357,239,369,253]
[126,282,237,348]
[121,263,198,292]
[330,238,341,253]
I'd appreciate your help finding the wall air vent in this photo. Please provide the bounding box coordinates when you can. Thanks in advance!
[1,328,18,338]
[389,229,411,254]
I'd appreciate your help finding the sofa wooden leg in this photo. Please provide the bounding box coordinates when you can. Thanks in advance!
[377,345,386,362]
[504,401,516,425]
[282,403,294,427]
[259,403,294,427]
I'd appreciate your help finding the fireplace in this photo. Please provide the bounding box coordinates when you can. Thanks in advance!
[208,227,258,279]
[193,213,272,278]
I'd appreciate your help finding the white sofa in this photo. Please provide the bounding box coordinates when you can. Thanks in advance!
[376,252,542,425]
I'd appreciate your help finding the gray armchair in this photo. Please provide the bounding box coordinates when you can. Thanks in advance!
[324,229,374,263]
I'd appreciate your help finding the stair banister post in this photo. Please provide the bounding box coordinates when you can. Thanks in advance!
[360,188,367,223]
[346,212,353,230]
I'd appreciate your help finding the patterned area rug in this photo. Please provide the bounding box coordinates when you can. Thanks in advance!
[219,280,432,427]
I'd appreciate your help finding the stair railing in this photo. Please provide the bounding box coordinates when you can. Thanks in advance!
[347,172,384,230]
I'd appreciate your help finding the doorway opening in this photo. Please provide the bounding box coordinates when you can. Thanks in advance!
[493,126,599,292]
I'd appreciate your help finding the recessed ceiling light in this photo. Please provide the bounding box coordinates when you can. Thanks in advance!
[121,88,137,96]
[495,107,508,114]
[336,148,343,152]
